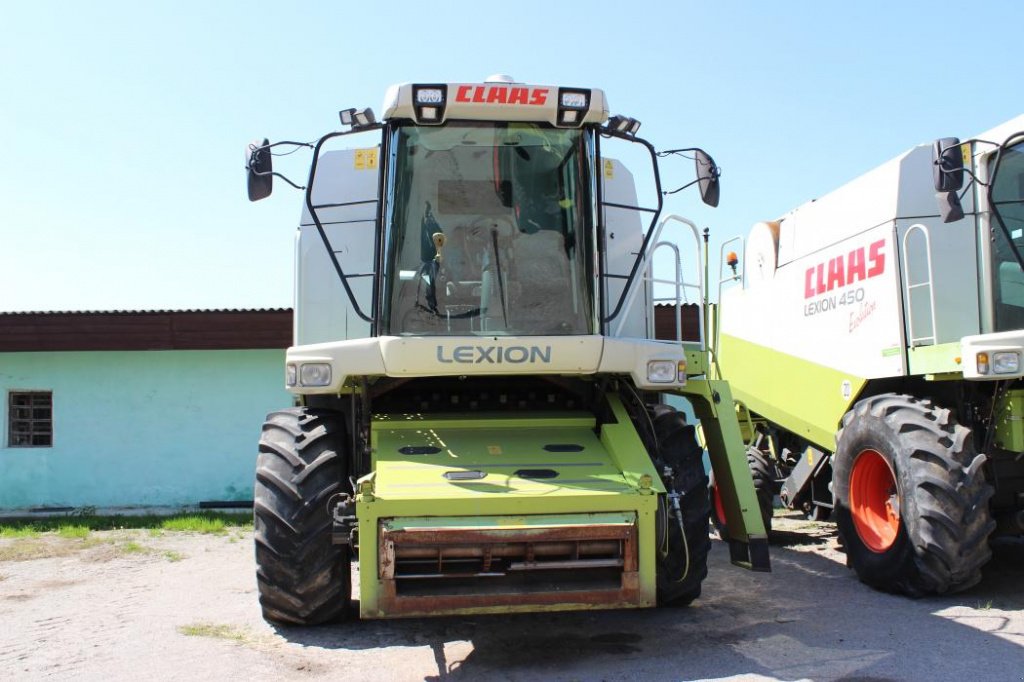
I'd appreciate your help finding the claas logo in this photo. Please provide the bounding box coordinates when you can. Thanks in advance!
[454,85,549,106]
[804,239,885,298]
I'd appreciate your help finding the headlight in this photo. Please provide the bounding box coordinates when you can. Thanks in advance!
[299,363,332,387]
[286,363,297,387]
[647,360,677,383]
[415,87,444,104]
[993,351,1020,374]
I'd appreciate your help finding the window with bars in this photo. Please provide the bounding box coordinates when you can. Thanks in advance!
[8,391,53,447]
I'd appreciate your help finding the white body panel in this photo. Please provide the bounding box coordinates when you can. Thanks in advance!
[720,134,1002,380]
[601,158,649,338]
[726,222,906,378]
[294,148,380,345]
[287,335,687,393]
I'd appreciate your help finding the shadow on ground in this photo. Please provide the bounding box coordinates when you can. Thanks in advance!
[268,523,1024,681]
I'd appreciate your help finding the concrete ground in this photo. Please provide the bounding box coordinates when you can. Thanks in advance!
[0,513,1021,681]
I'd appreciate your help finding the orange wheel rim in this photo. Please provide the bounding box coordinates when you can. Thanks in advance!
[712,482,727,528]
[849,449,900,552]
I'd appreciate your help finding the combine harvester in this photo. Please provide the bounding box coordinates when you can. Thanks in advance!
[718,115,1024,595]
[245,75,769,623]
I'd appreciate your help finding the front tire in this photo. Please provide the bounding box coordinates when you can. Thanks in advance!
[254,408,351,625]
[650,406,711,606]
[833,394,995,595]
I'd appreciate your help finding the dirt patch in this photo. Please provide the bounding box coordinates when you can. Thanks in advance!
[0,521,1022,680]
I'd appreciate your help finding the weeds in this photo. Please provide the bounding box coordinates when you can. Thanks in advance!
[160,516,227,534]
[0,527,41,539]
[177,622,250,643]
[0,511,251,535]
[163,551,185,562]
[57,525,90,540]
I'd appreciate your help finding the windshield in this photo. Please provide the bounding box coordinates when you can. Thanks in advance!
[989,140,1024,332]
[381,122,595,336]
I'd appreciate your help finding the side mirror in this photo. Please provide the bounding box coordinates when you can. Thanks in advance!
[932,137,964,192]
[695,149,720,207]
[246,138,273,201]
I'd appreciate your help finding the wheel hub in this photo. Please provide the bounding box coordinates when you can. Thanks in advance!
[849,449,900,552]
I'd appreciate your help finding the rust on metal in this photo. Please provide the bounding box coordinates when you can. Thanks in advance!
[376,521,642,617]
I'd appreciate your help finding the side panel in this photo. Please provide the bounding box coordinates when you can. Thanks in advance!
[601,158,649,338]
[722,222,906,380]
[896,215,980,348]
[295,148,380,345]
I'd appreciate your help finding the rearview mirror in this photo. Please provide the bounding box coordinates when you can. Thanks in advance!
[695,150,720,207]
[247,138,273,201]
[932,137,964,192]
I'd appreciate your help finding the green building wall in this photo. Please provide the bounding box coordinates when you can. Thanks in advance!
[0,349,291,510]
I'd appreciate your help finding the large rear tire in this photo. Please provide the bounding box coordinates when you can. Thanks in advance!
[650,406,711,606]
[833,394,995,595]
[255,407,351,625]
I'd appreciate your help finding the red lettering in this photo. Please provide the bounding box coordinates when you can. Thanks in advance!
[486,86,508,104]
[867,240,885,277]
[529,88,549,106]
[455,85,472,102]
[826,256,845,291]
[805,267,816,298]
[815,263,826,295]
[846,248,866,283]
[472,86,486,103]
[509,87,528,104]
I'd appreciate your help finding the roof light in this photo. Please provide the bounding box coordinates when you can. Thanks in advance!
[607,114,641,136]
[412,84,448,125]
[560,91,587,108]
[415,87,444,104]
[339,107,377,129]
[556,87,591,127]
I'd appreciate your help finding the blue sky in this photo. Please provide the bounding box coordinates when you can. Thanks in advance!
[2,1,1020,312]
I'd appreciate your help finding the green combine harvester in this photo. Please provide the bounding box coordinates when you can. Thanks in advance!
[246,75,769,623]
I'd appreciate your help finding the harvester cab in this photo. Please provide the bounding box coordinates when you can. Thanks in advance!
[717,114,1024,597]
[246,75,769,624]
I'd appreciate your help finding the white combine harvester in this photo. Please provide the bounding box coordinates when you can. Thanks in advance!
[718,114,1024,595]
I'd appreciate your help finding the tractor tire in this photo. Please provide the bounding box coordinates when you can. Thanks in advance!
[833,393,995,596]
[254,407,351,625]
[709,447,774,538]
[650,406,711,606]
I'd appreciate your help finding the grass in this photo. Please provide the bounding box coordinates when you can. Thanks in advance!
[0,511,251,536]
[163,550,185,562]
[56,525,90,540]
[159,516,228,534]
[178,621,250,643]
[0,527,41,539]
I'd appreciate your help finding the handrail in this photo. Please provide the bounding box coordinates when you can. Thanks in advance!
[902,223,937,347]
[613,214,705,350]
[714,235,744,354]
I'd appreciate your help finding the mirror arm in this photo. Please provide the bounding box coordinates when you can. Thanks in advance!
[663,177,699,196]
[249,169,306,191]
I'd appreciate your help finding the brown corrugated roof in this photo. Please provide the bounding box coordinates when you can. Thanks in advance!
[0,310,293,352]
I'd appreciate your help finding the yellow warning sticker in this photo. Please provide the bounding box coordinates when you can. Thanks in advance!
[487,445,503,455]
[604,159,614,179]
[961,143,971,167]
[354,148,378,170]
